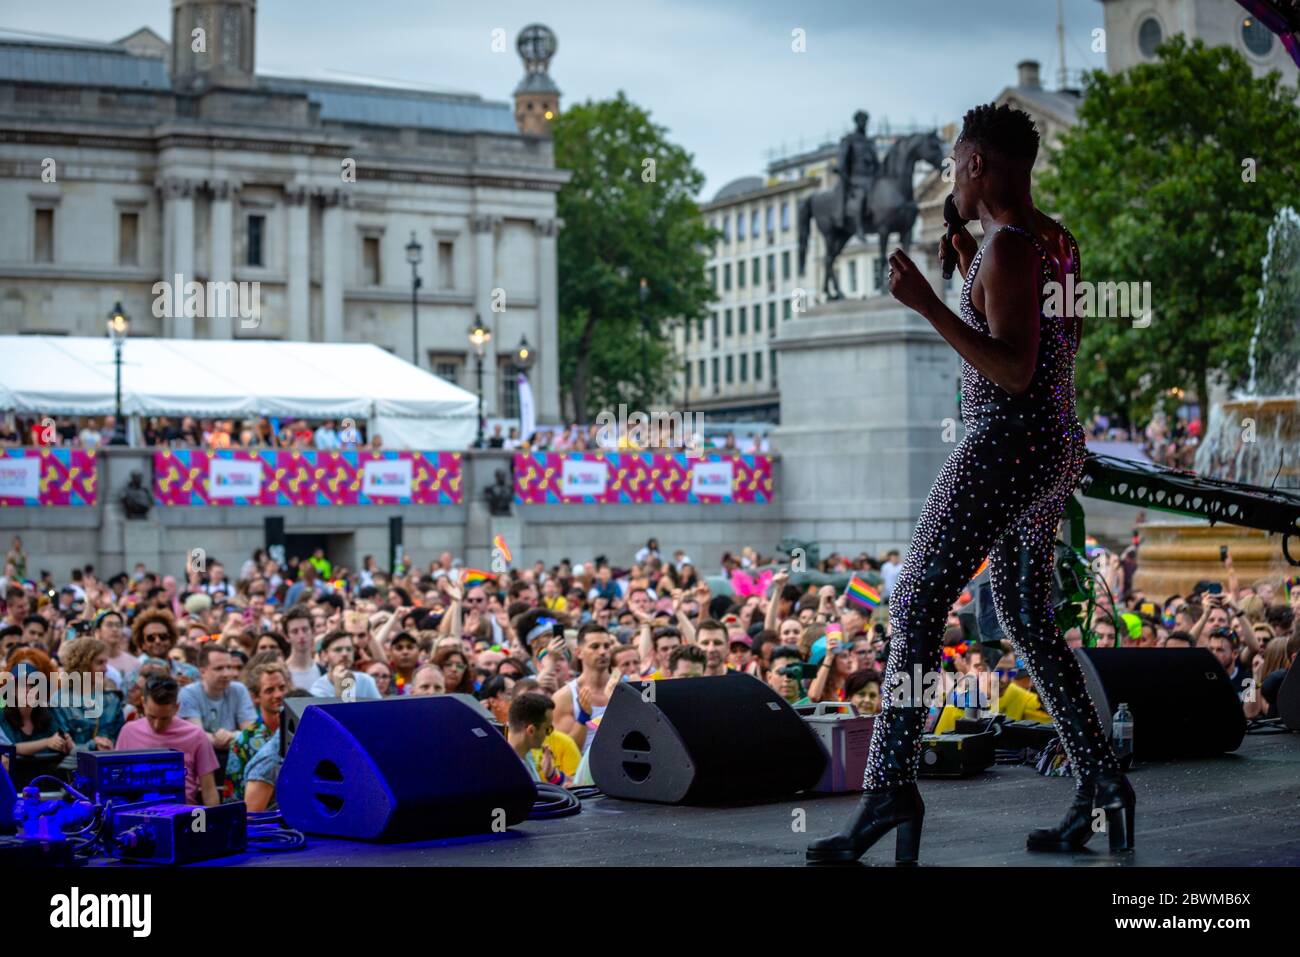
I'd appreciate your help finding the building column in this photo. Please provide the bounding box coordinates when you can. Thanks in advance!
[320,189,347,343]
[285,185,310,342]
[472,214,500,415]
[159,177,196,339]
[208,180,234,339]
[535,216,561,423]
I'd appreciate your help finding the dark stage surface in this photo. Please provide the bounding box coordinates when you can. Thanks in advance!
[175,727,1300,868]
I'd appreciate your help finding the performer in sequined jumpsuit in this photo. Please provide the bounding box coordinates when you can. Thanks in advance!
[807,103,1135,865]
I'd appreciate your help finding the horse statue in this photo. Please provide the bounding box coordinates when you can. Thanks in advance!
[797,130,947,301]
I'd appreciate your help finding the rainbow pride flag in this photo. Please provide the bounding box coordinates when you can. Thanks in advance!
[845,575,881,610]
[493,534,512,563]
[461,568,492,589]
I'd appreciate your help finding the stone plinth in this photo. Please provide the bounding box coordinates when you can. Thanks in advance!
[773,295,961,556]
[1133,522,1290,598]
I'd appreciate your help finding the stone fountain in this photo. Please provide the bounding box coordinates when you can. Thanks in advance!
[1135,208,1300,598]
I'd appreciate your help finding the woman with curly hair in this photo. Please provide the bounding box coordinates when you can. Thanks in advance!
[53,636,124,750]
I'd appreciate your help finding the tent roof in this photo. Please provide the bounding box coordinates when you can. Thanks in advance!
[0,336,479,421]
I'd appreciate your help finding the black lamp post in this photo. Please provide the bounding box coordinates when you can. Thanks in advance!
[406,232,423,368]
[107,302,129,445]
[512,334,534,373]
[468,317,492,448]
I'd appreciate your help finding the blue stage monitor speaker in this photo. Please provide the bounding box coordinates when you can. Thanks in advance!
[277,696,536,841]
[590,672,827,804]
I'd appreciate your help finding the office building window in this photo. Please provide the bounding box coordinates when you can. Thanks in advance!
[738,306,746,335]
[33,208,54,263]
[723,263,731,290]
[740,353,748,382]
[711,311,719,344]
[362,235,381,285]
[751,209,760,238]
[781,201,790,231]
[874,257,885,291]
[726,354,734,383]
[247,214,265,267]
[752,257,760,285]
[684,320,691,344]
[765,205,774,235]
[429,352,464,386]
[848,259,858,293]
[772,351,778,387]
[725,308,733,336]
[118,211,139,266]
[738,258,746,288]
[768,301,776,334]
[498,357,520,419]
[723,217,731,242]
[736,212,744,238]
[783,298,792,320]
[708,266,717,292]
[755,351,764,380]
[766,254,775,290]
[685,361,692,389]
[698,358,706,388]
[782,249,791,280]
[438,240,455,288]
[712,357,720,394]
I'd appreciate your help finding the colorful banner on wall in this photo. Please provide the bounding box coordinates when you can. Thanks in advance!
[0,449,98,507]
[514,451,773,504]
[153,450,463,506]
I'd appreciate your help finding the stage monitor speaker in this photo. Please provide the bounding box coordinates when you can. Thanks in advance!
[264,516,286,566]
[277,696,535,841]
[1276,655,1300,732]
[590,672,827,804]
[1074,648,1245,759]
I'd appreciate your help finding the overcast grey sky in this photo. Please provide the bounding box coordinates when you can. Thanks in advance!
[3,0,1108,197]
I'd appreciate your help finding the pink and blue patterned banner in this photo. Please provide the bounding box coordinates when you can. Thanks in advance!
[514,451,773,504]
[0,448,98,507]
[153,449,463,506]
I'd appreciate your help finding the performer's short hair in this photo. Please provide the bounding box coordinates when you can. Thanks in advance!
[958,102,1040,168]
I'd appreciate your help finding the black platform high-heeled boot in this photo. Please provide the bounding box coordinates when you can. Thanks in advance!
[1027,772,1135,853]
[807,706,927,865]
[805,782,925,865]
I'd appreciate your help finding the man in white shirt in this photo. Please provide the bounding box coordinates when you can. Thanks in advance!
[881,549,904,600]
[308,629,382,700]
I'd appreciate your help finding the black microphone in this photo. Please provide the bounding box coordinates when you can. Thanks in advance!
[941,193,965,281]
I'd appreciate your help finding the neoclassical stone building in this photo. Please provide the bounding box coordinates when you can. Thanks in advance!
[0,1,566,423]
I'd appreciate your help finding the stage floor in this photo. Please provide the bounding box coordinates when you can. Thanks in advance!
[207,728,1300,868]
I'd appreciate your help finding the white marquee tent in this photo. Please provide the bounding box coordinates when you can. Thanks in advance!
[0,336,478,449]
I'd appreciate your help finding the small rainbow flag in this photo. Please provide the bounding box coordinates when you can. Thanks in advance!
[845,575,881,610]
[461,568,492,589]
[1286,576,1300,602]
[493,534,512,564]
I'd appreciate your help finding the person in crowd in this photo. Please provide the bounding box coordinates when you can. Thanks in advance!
[507,691,559,786]
[131,608,199,685]
[765,644,807,704]
[116,676,219,807]
[225,655,289,801]
[54,636,124,749]
[551,621,617,756]
[668,643,707,678]
[386,631,421,695]
[178,645,258,769]
[309,629,382,699]
[94,609,139,685]
[282,606,320,690]
[846,669,882,715]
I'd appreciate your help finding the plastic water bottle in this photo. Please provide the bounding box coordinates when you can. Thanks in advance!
[1112,703,1134,768]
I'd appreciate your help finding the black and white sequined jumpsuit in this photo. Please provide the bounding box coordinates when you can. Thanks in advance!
[862,222,1121,789]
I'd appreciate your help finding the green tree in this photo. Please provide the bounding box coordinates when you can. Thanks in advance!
[1038,36,1300,425]
[554,91,717,422]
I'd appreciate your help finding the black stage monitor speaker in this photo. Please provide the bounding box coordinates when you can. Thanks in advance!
[590,673,827,804]
[1074,648,1246,759]
[277,696,535,841]
[1276,655,1300,732]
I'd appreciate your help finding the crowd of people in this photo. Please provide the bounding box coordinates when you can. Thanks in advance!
[1,532,1296,811]
[1085,409,1202,471]
[0,414,771,455]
